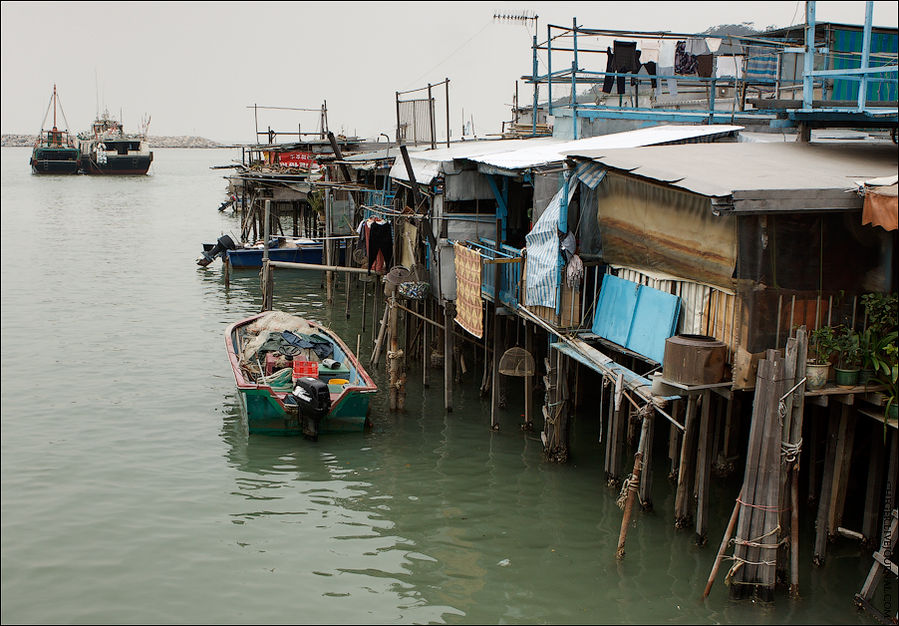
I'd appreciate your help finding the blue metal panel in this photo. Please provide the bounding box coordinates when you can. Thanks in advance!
[628,287,681,364]
[592,275,639,346]
[592,275,680,364]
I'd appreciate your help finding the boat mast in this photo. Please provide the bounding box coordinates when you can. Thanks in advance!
[52,84,57,129]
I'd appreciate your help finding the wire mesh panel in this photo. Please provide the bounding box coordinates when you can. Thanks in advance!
[397,98,434,146]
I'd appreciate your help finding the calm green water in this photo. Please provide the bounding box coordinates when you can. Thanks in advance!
[0,147,877,624]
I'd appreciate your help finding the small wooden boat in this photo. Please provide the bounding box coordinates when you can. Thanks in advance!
[199,236,346,268]
[225,311,377,438]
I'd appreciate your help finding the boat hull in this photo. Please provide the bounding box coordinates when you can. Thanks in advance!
[226,244,345,269]
[30,148,80,174]
[31,158,80,175]
[80,153,153,175]
[226,313,377,436]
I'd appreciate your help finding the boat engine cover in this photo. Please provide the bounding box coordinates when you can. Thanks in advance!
[292,377,330,440]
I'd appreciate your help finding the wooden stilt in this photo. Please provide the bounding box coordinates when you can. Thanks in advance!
[862,423,886,545]
[695,390,714,545]
[675,395,699,527]
[808,408,819,507]
[814,404,840,566]
[444,301,454,412]
[422,299,430,388]
[827,403,856,541]
[639,406,655,511]
[370,300,389,368]
[360,280,367,333]
[522,321,533,430]
[344,266,351,319]
[223,253,230,289]
[490,306,502,431]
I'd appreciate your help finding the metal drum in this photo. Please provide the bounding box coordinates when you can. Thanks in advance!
[662,334,727,385]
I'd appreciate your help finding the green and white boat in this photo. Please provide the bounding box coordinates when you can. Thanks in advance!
[225,311,377,437]
[30,84,80,175]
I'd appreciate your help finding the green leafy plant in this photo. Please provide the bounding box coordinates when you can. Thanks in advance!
[833,325,861,369]
[808,325,836,365]
[859,292,898,376]
[875,343,898,440]
[861,292,898,333]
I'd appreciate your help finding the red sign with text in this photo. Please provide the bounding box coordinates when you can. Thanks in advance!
[278,151,316,168]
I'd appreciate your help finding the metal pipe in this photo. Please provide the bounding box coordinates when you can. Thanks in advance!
[858,2,873,111]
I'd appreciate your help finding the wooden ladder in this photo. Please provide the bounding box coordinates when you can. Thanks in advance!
[855,508,898,624]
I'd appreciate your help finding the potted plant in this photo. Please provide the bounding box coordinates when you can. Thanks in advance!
[807,325,836,390]
[859,292,898,384]
[832,325,861,388]
[875,343,898,438]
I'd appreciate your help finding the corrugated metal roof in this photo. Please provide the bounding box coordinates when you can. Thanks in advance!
[388,125,743,183]
[568,142,899,203]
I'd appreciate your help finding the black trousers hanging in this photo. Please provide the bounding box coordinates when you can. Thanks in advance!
[367,221,393,272]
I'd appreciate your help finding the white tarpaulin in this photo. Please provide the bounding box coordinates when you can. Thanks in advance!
[525,181,579,308]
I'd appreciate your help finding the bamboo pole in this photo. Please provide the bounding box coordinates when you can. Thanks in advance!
[703,493,742,599]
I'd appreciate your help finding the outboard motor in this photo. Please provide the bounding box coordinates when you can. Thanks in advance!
[288,377,331,441]
[197,234,237,267]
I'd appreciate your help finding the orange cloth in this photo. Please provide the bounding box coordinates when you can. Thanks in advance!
[453,243,484,338]
[862,183,898,231]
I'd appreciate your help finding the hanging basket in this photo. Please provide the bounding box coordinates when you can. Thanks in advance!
[499,347,536,377]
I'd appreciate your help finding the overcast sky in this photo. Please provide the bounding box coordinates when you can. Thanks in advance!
[2,1,896,143]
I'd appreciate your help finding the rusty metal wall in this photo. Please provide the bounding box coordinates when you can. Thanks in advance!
[595,172,738,289]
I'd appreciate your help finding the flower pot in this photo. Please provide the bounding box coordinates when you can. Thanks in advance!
[858,368,876,385]
[806,363,829,390]
[834,367,859,388]
[887,403,898,421]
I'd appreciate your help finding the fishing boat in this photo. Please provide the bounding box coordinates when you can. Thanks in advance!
[198,236,346,268]
[30,85,80,174]
[77,110,153,175]
[225,310,377,438]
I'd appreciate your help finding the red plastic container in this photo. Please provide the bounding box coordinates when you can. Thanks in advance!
[292,359,318,380]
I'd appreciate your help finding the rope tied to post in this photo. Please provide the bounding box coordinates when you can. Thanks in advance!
[616,472,639,510]
[777,377,807,425]
[781,438,803,463]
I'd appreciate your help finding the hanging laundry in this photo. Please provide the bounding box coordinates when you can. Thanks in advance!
[602,40,641,95]
[685,37,711,56]
[566,254,584,289]
[715,56,744,79]
[637,61,657,89]
[675,41,697,75]
[658,40,676,68]
[696,53,714,78]
[366,220,393,274]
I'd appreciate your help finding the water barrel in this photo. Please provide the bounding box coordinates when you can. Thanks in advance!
[662,334,727,385]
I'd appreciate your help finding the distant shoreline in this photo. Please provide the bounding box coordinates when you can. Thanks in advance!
[1,134,234,148]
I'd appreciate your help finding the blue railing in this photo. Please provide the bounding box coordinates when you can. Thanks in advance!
[468,238,523,309]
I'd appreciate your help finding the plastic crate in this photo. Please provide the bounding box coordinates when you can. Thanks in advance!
[292,359,318,380]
